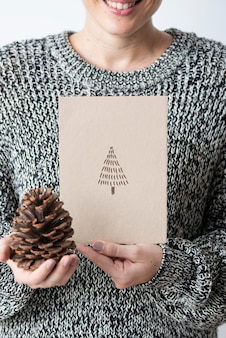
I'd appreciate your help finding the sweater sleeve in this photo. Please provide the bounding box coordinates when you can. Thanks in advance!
[0,83,34,320]
[147,144,226,330]
[0,150,34,320]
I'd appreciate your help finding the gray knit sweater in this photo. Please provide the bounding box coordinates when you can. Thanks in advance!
[0,29,225,338]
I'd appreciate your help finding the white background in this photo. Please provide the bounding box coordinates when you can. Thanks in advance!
[0,0,225,336]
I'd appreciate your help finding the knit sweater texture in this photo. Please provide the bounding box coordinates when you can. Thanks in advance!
[0,29,225,338]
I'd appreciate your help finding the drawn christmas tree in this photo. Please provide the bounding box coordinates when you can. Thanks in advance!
[98,147,129,195]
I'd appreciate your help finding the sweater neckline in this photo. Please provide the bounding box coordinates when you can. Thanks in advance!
[49,29,195,86]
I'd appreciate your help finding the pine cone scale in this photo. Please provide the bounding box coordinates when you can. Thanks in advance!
[38,242,54,249]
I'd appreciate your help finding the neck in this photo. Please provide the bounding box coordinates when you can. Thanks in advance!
[69,21,172,72]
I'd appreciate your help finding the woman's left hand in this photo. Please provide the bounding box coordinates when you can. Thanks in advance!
[77,241,163,289]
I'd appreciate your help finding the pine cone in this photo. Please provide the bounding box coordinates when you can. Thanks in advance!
[10,188,76,271]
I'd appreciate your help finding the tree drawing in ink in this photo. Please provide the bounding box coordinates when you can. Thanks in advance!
[98,147,129,195]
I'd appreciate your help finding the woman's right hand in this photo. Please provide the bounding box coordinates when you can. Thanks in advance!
[0,236,80,289]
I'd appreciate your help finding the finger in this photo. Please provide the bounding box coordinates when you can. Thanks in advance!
[78,244,143,285]
[77,244,115,276]
[42,255,79,287]
[7,258,57,286]
[91,241,150,262]
[0,236,13,262]
[8,255,79,288]
[93,241,163,263]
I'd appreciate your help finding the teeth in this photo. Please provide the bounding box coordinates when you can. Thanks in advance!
[106,1,136,10]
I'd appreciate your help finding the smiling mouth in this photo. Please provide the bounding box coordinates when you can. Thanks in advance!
[105,1,142,10]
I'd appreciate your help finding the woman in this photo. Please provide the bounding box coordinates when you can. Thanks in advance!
[0,0,225,337]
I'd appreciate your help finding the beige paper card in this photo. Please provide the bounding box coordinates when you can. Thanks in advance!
[59,96,168,244]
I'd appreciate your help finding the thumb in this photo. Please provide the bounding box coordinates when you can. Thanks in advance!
[93,241,135,260]
[0,235,13,262]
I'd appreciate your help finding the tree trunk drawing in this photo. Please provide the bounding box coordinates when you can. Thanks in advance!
[98,147,129,195]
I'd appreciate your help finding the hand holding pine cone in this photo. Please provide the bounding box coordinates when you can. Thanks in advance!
[9,188,76,271]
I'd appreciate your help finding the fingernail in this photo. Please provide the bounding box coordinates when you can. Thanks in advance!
[46,260,56,270]
[93,241,104,252]
[70,258,79,267]
[63,257,78,268]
